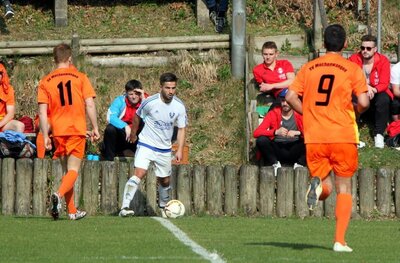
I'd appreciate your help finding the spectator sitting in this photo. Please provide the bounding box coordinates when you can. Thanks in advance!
[1,0,14,18]
[253,41,295,110]
[253,89,306,174]
[390,61,400,121]
[0,63,25,133]
[102,79,148,161]
[349,35,392,149]
[206,0,228,33]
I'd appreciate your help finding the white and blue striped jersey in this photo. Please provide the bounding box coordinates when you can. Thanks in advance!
[136,93,187,150]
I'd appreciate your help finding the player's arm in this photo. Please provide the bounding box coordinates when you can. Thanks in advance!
[85,97,100,142]
[355,92,370,114]
[174,127,186,163]
[271,72,295,90]
[129,114,141,143]
[38,103,52,150]
[285,89,303,115]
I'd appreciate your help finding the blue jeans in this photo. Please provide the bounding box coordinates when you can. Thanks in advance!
[205,0,228,13]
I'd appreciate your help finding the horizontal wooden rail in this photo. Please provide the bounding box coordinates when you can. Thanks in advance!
[0,35,230,56]
[1,158,399,219]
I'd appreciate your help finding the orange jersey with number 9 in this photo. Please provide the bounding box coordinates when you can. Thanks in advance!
[37,67,96,136]
[289,53,367,144]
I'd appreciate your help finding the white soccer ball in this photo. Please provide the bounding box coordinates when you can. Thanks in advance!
[164,199,185,218]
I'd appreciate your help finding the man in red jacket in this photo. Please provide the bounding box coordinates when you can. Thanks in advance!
[253,89,306,174]
[349,35,392,148]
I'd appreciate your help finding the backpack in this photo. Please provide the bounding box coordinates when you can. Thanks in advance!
[0,137,36,158]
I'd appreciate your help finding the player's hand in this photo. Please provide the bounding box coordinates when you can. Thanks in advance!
[129,134,137,144]
[276,127,288,136]
[287,130,298,138]
[174,150,183,163]
[44,136,52,151]
[124,125,131,141]
[90,129,100,142]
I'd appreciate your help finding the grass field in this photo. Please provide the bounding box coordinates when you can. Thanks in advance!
[1,215,399,262]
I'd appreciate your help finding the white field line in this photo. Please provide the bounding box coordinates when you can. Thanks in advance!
[152,217,226,263]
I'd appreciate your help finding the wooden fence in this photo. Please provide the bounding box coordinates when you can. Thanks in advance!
[1,158,399,218]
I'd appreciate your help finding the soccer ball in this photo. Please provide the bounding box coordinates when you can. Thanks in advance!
[164,199,185,218]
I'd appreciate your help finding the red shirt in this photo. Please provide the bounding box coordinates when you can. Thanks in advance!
[121,97,140,125]
[253,60,294,97]
[348,52,392,99]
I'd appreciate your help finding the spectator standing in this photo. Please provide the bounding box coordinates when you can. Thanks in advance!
[349,35,392,148]
[1,0,14,18]
[102,79,147,161]
[38,44,100,220]
[286,24,369,252]
[206,0,228,33]
[253,89,306,174]
[0,63,25,133]
[390,61,400,121]
[119,73,187,217]
[253,41,295,109]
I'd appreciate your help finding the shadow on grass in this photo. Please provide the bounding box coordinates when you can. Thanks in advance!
[245,241,330,251]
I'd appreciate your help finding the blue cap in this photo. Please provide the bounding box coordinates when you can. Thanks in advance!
[279,88,288,98]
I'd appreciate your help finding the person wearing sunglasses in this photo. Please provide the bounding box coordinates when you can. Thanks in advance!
[349,35,392,148]
[102,79,148,161]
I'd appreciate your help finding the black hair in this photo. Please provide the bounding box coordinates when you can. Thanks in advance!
[160,72,178,85]
[361,35,377,46]
[324,24,346,52]
[125,79,142,92]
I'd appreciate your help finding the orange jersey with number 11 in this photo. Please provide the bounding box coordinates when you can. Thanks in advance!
[289,53,367,144]
[37,67,96,137]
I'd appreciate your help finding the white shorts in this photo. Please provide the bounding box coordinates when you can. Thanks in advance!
[134,143,172,178]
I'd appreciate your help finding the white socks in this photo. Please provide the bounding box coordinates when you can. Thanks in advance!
[158,185,171,208]
[121,176,141,209]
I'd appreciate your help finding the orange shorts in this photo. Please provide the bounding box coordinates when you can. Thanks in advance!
[53,136,86,159]
[306,143,358,178]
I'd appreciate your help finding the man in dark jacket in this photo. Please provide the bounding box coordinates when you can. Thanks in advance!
[253,89,306,174]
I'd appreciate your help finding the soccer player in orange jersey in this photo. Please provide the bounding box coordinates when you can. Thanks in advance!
[286,24,370,252]
[37,44,100,220]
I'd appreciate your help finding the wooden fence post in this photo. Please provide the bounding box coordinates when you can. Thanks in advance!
[324,172,336,218]
[51,159,65,216]
[206,165,223,215]
[351,171,360,218]
[145,165,157,216]
[82,161,100,215]
[117,159,129,210]
[259,166,275,216]
[395,169,400,217]
[276,167,294,217]
[2,158,15,215]
[294,167,309,218]
[33,159,49,216]
[177,165,192,215]
[71,33,80,65]
[224,165,238,216]
[54,0,68,27]
[239,165,258,215]
[15,159,33,216]
[196,0,210,29]
[376,167,393,216]
[101,161,118,215]
[192,165,206,214]
[170,165,178,200]
[359,168,375,218]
